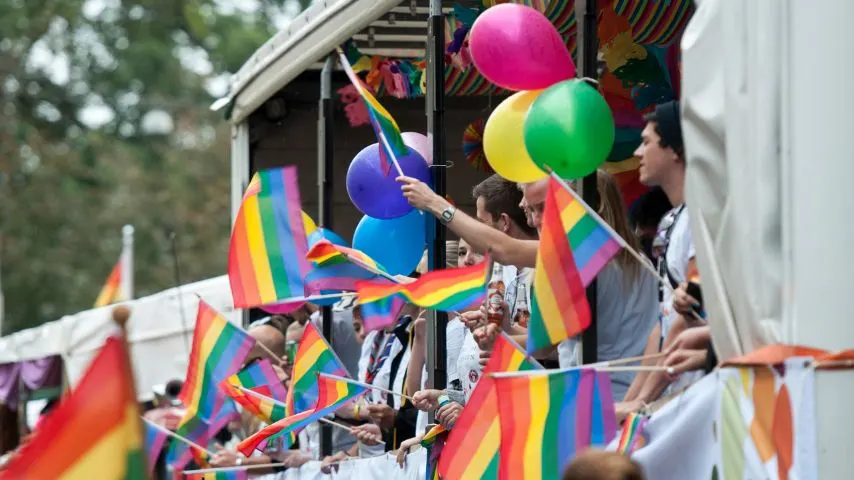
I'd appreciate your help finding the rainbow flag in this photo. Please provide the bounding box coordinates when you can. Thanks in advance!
[359,294,407,332]
[337,49,408,175]
[493,369,617,479]
[304,239,391,292]
[421,424,448,447]
[185,470,248,480]
[553,178,622,286]
[237,373,367,455]
[178,300,255,422]
[356,255,492,312]
[2,337,145,479]
[219,359,287,424]
[228,166,311,308]
[94,261,122,307]
[288,322,349,415]
[144,422,168,474]
[438,333,540,480]
[616,412,648,455]
[528,177,602,354]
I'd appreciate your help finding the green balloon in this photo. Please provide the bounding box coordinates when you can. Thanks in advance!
[523,79,615,180]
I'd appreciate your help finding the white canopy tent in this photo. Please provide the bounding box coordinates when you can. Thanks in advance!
[0,275,237,402]
[681,0,854,475]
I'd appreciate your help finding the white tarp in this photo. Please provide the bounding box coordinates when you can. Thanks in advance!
[0,275,236,401]
[250,449,427,480]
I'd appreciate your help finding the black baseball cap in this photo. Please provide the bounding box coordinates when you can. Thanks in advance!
[644,101,683,153]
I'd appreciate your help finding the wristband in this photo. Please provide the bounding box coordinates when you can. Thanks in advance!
[437,394,451,409]
[353,403,362,421]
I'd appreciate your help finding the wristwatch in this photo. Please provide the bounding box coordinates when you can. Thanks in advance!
[438,206,457,225]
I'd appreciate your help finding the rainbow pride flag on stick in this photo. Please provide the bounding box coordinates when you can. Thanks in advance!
[438,333,541,480]
[3,337,146,479]
[228,166,312,309]
[492,369,617,480]
[359,294,407,333]
[237,373,367,455]
[186,470,248,480]
[305,239,394,292]
[288,322,350,415]
[336,47,408,176]
[527,174,623,354]
[219,358,288,424]
[94,260,123,307]
[616,412,648,455]
[356,254,492,312]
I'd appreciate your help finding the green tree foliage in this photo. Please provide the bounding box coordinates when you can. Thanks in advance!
[0,0,311,334]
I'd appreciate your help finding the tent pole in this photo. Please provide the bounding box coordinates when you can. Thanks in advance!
[577,0,600,365]
[426,0,448,422]
[318,53,335,458]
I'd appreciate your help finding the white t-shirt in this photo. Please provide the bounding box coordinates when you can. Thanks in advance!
[658,205,695,339]
[557,261,658,401]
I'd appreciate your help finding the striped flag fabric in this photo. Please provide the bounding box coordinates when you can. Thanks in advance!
[219,359,288,424]
[287,322,350,415]
[359,294,406,333]
[337,48,408,175]
[304,239,392,293]
[356,254,492,312]
[237,373,367,455]
[228,167,312,308]
[528,176,622,354]
[438,333,541,479]
[493,369,617,479]
[616,412,648,455]
[144,421,169,474]
[185,470,248,480]
[94,261,123,307]
[2,336,146,479]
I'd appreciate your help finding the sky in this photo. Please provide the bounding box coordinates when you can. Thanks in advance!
[23,0,302,131]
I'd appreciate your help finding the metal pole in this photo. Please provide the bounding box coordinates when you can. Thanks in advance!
[576,0,599,365]
[426,0,448,408]
[318,54,335,458]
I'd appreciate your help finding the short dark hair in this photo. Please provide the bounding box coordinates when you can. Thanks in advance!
[628,187,673,230]
[643,101,684,157]
[472,174,537,237]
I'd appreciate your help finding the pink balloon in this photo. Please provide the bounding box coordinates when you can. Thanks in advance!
[469,4,575,91]
[402,132,432,165]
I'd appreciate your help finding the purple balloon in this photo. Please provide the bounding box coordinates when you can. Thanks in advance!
[347,143,431,219]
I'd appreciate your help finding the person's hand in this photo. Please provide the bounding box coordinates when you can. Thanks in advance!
[672,282,700,317]
[459,309,487,332]
[283,451,311,469]
[473,323,501,351]
[436,401,462,429]
[271,363,290,384]
[665,326,711,355]
[395,435,423,468]
[614,399,645,424]
[366,403,396,430]
[414,315,427,339]
[319,451,347,474]
[351,423,383,446]
[479,350,491,368]
[664,349,707,379]
[209,449,243,467]
[412,389,442,411]
[398,176,446,213]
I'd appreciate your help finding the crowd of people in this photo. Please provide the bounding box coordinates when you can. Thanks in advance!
[1,100,718,479]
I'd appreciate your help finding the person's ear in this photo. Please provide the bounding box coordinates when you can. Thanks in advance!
[499,213,511,233]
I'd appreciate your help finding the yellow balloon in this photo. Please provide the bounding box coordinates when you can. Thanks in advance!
[301,211,317,236]
[483,90,549,183]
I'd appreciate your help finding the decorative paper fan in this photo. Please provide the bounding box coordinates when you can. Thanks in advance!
[463,118,491,173]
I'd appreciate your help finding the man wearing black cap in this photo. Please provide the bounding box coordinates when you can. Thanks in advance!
[617,101,701,415]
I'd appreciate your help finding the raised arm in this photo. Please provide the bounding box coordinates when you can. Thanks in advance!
[397,176,538,268]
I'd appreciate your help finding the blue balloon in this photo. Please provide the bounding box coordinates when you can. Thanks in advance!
[308,228,349,248]
[347,143,431,219]
[353,210,426,276]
